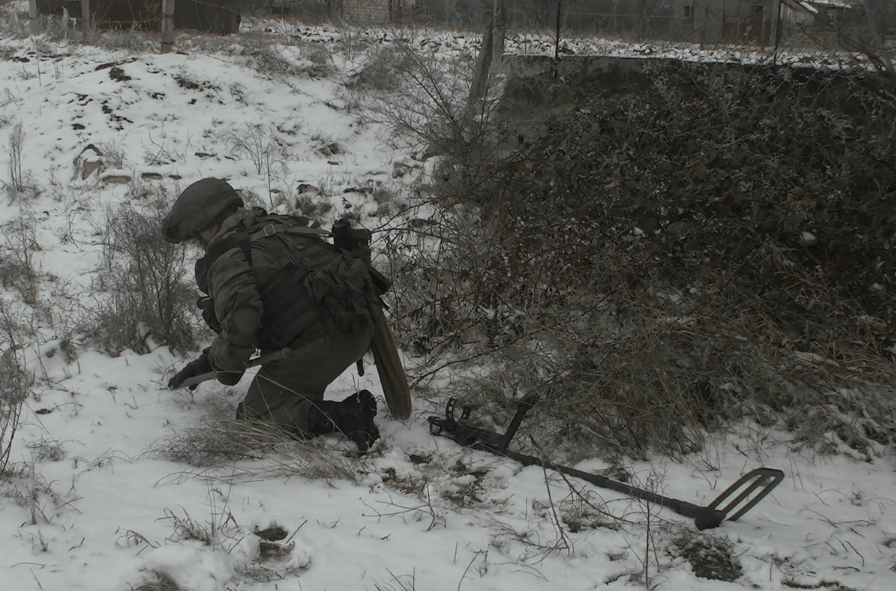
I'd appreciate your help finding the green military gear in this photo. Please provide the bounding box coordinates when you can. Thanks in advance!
[162,178,243,243]
[164,178,403,444]
[195,207,381,436]
[196,208,379,360]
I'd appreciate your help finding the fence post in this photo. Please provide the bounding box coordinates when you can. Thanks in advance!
[492,0,505,72]
[772,0,784,66]
[28,0,39,34]
[770,0,780,55]
[161,0,175,53]
[554,0,562,62]
[80,0,89,42]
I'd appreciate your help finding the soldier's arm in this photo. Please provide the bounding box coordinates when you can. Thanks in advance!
[205,247,261,373]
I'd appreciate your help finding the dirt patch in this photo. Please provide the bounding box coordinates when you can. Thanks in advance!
[672,534,743,581]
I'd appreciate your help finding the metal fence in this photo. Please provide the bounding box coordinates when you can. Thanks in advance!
[253,0,891,56]
[31,0,894,63]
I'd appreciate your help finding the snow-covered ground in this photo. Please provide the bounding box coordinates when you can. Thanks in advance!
[1,5,894,590]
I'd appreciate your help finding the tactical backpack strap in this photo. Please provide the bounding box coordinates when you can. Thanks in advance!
[200,220,327,276]
[247,222,331,243]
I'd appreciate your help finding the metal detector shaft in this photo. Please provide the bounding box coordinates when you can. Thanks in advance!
[429,396,784,530]
[483,448,781,530]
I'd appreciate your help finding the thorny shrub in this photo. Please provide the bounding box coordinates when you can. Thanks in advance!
[85,204,198,356]
[389,59,896,459]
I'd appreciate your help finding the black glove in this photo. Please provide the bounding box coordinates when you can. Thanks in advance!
[215,369,244,386]
[168,353,213,390]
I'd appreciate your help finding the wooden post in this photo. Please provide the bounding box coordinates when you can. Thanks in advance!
[554,0,561,62]
[161,0,175,54]
[28,0,39,35]
[769,0,780,51]
[81,0,90,42]
[771,0,781,63]
[492,0,506,73]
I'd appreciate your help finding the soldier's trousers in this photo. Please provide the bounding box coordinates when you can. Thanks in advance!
[239,317,374,435]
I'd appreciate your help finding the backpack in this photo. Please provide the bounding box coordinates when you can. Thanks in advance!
[196,210,380,348]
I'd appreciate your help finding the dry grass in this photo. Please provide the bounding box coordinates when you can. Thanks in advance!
[150,405,370,484]
[671,530,743,581]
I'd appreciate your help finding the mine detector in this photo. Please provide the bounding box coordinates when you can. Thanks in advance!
[429,394,783,530]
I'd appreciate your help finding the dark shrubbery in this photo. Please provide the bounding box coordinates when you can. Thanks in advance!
[390,59,896,459]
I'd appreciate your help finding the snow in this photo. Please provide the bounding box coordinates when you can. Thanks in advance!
[1,5,895,591]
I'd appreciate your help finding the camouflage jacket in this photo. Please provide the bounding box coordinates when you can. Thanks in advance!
[197,207,335,373]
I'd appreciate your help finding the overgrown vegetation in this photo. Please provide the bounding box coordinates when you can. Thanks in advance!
[386,58,896,460]
[5,122,27,196]
[0,215,41,305]
[0,300,30,475]
[84,203,198,356]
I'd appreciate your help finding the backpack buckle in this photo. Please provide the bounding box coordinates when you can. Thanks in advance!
[262,224,278,237]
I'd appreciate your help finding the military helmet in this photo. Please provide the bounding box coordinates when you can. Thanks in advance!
[162,178,243,243]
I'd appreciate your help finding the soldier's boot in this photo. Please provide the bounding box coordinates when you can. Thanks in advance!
[307,390,380,451]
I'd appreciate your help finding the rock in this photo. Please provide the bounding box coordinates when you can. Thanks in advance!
[74,144,104,180]
[101,175,132,185]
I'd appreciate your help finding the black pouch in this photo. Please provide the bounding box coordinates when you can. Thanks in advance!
[197,296,221,333]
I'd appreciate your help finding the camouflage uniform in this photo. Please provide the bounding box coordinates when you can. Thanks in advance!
[164,178,380,449]
[201,207,376,434]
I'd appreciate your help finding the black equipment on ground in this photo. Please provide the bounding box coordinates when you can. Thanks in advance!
[428,395,783,530]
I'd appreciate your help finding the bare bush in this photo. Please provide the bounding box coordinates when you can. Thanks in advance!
[6,122,27,196]
[247,37,332,79]
[345,44,414,93]
[85,205,197,355]
[0,215,41,305]
[359,41,504,193]
[0,300,32,476]
[219,123,288,177]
